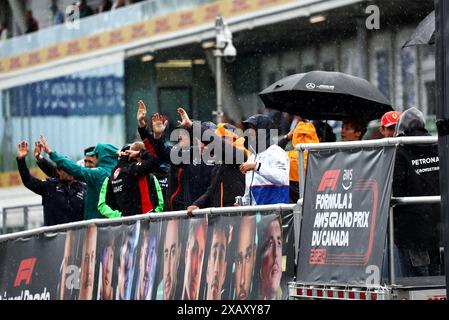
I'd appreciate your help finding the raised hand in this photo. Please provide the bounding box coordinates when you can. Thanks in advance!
[39,135,52,155]
[17,141,29,160]
[177,107,193,128]
[33,141,43,160]
[137,100,147,128]
[151,113,168,139]
[124,149,141,160]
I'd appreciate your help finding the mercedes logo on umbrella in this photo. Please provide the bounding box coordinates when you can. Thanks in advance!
[306,83,316,90]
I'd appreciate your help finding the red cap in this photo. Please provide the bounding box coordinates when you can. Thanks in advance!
[381,111,401,128]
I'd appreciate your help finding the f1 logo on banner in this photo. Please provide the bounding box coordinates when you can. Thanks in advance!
[318,170,341,192]
[14,258,37,287]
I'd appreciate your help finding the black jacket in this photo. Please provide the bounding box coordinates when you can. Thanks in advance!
[36,156,57,178]
[17,157,85,226]
[193,140,247,208]
[107,150,161,216]
[393,127,441,250]
[138,126,214,210]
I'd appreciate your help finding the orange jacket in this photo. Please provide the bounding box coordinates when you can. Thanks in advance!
[287,121,319,182]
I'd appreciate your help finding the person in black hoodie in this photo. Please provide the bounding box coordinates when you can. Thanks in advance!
[136,100,214,211]
[17,141,85,226]
[393,107,442,277]
[187,124,247,216]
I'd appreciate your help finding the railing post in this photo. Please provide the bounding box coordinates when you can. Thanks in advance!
[389,206,396,286]
[293,200,303,265]
[23,206,29,232]
[298,148,305,201]
[2,208,6,235]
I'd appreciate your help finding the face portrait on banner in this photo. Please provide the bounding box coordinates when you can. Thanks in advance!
[258,216,283,300]
[59,229,83,300]
[97,234,115,300]
[181,217,208,300]
[160,219,182,300]
[205,219,231,300]
[234,215,257,300]
[135,221,160,300]
[79,225,97,300]
[116,222,140,300]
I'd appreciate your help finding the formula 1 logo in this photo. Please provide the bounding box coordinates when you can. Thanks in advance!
[14,258,37,287]
[318,170,341,192]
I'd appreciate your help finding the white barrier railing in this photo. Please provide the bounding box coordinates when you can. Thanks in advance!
[0,203,299,243]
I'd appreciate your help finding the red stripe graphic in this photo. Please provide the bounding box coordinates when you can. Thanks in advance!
[139,176,153,214]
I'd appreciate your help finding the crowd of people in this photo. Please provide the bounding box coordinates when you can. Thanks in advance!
[0,0,147,40]
[16,99,442,278]
[58,0,147,26]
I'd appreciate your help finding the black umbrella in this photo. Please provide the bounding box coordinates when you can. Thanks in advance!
[259,71,393,121]
[403,11,435,48]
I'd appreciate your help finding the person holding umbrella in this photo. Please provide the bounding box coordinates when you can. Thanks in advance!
[341,118,369,142]
[278,117,320,203]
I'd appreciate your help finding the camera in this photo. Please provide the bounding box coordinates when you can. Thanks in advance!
[223,43,237,63]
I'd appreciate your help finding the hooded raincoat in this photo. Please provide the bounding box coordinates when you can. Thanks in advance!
[242,115,290,205]
[393,108,441,251]
[50,144,118,220]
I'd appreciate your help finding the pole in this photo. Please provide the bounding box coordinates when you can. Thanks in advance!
[434,0,449,293]
[388,207,396,286]
[215,50,223,124]
[24,206,29,232]
[2,208,6,235]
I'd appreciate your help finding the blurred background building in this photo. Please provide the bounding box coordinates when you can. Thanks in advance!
[0,0,436,232]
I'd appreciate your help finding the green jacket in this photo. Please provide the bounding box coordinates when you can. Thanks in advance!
[50,144,118,220]
[98,176,164,218]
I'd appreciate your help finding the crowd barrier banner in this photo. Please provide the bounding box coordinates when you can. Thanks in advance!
[0,208,295,300]
[297,146,396,286]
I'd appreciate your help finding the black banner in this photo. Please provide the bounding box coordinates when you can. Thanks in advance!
[0,210,294,300]
[297,147,396,286]
[0,232,66,300]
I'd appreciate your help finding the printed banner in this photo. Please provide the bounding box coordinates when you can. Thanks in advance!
[0,232,66,300]
[297,147,396,286]
[0,209,294,300]
[10,75,124,117]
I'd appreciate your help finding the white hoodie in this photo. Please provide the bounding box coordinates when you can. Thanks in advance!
[242,144,290,206]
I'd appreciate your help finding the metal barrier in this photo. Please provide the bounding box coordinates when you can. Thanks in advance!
[1,204,43,235]
[296,136,442,286]
[0,203,299,243]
